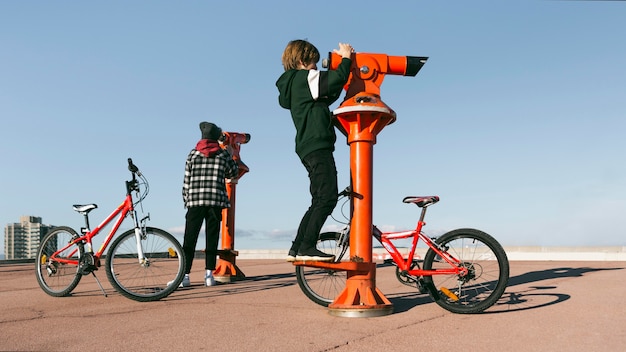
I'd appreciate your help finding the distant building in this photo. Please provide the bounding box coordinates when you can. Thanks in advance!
[4,216,54,260]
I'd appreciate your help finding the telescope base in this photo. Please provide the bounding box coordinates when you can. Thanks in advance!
[213,259,246,283]
[327,264,393,317]
[328,284,393,317]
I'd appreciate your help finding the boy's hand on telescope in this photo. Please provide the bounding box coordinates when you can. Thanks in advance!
[334,43,355,59]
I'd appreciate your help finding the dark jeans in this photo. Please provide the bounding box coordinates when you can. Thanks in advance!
[293,149,338,252]
[182,206,222,273]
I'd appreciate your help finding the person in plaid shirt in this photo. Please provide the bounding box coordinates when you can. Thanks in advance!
[179,121,239,288]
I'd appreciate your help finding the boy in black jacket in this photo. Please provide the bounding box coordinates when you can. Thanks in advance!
[276,40,354,261]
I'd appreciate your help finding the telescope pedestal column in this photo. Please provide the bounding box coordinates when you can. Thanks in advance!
[328,98,395,317]
[214,179,246,282]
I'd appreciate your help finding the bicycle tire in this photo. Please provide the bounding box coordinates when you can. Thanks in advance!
[422,228,509,314]
[295,232,350,307]
[105,227,185,302]
[35,226,84,297]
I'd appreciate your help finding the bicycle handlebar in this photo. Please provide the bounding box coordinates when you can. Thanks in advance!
[127,158,142,177]
[125,158,149,200]
[339,186,364,200]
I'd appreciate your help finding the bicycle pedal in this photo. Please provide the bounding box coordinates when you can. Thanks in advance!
[46,266,56,276]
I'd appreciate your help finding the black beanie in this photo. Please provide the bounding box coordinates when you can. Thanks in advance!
[199,122,222,140]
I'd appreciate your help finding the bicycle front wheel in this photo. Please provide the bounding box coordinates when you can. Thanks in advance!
[422,228,509,314]
[105,227,185,302]
[295,232,350,307]
[35,226,84,297]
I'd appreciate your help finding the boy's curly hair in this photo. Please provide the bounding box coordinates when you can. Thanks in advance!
[281,39,320,71]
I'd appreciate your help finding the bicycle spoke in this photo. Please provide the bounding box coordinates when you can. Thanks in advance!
[35,227,83,297]
[106,227,185,301]
[423,228,509,314]
[296,232,349,307]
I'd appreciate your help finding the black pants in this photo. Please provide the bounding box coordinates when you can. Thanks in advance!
[182,206,222,274]
[293,149,338,252]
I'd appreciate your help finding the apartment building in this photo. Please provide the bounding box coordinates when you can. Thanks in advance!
[4,216,54,260]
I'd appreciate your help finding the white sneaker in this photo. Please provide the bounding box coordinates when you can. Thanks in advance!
[168,274,190,288]
[205,273,216,287]
[295,248,335,262]
[285,249,297,262]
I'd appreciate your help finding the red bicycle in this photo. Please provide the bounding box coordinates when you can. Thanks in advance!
[296,187,510,314]
[35,159,185,302]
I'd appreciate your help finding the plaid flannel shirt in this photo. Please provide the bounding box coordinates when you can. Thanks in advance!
[182,148,239,208]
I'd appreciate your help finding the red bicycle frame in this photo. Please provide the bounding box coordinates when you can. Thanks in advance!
[375,223,468,277]
[48,187,142,267]
[295,192,469,278]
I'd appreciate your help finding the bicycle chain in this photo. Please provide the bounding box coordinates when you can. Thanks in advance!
[396,263,429,294]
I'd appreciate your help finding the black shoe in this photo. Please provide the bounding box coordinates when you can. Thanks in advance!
[295,248,335,262]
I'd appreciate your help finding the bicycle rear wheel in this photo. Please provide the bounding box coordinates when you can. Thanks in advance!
[422,228,509,314]
[35,226,83,297]
[295,232,349,307]
[105,227,185,302]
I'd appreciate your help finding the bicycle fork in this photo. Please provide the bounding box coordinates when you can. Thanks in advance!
[133,213,150,267]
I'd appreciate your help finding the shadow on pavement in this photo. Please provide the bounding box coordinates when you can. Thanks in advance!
[491,265,624,313]
[388,265,625,314]
[163,272,298,301]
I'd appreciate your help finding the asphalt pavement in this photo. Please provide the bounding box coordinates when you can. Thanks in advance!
[1,259,624,351]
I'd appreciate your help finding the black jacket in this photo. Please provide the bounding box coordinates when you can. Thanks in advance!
[275,58,352,160]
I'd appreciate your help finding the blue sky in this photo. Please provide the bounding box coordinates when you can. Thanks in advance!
[1,0,625,256]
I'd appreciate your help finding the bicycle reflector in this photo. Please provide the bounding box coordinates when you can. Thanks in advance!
[439,287,459,301]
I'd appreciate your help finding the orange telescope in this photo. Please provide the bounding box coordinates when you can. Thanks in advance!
[221,132,251,146]
[323,52,428,98]
[220,132,250,179]
[214,131,250,282]
[294,50,428,317]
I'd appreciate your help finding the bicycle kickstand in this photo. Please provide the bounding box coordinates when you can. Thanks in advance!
[91,272,108,297]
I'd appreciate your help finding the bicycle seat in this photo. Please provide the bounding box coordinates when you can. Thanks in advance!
[72,204,98,214]
[402,196,439,208]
